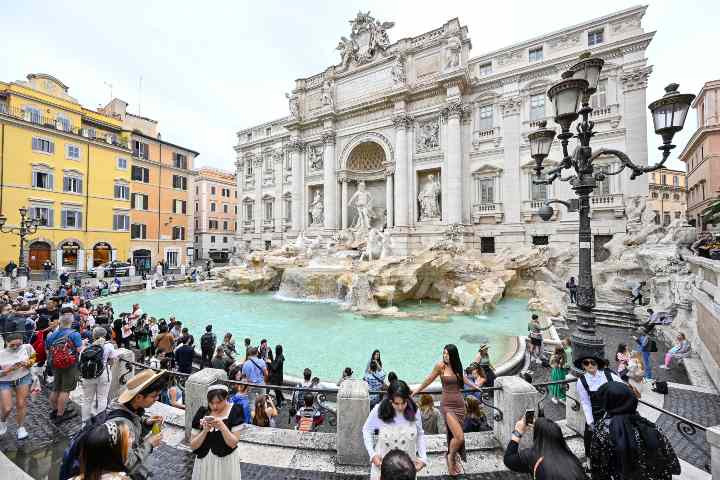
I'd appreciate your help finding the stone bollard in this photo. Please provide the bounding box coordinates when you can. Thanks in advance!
[1,277,10,290]
[185,368,228,442]
[707,425,720,478]
[493,375,539,446]
[565,374,586,434]
[109,348,135,403]
[337,379,370,466]
[17,276,28,289]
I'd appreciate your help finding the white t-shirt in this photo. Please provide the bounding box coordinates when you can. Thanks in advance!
[0,344,36,382]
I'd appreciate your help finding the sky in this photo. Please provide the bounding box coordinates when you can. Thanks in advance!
[2,0,718,172]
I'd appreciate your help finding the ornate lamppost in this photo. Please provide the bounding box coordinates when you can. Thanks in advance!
[0,208,40,277]
[529,54,695,373]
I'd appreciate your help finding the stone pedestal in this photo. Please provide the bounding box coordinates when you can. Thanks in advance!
[109,348,135,403]
[185,368,228,442]
[493,375,538,446]
[707,426,720,479]
[16,276,28,289]
[1,277,11,290]
[565,374,586,434]
[337,379,370,466]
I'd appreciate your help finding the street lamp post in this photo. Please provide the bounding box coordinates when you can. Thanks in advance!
[0,208,40,277]
[529,54,695,373]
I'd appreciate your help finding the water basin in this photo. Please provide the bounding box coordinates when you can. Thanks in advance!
[109,288,530,382]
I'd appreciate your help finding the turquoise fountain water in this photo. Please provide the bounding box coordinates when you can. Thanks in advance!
[109,288,530,382]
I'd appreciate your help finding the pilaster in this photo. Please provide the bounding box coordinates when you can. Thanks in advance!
[620,65,652,197]
[392,113,412,227]
[323,132,337,229]
[500,96,522,224]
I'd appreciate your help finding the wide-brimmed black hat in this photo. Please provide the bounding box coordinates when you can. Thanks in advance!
[573,353,607,370]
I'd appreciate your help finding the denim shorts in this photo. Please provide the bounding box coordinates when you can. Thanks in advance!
[0,373,33,390]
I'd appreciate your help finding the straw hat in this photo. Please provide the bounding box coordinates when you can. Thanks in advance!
[478,344,489,353]
[118,369,166,404]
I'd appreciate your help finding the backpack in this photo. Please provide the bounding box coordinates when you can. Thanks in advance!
[79,344,105,379]
[59,408,135,480]
[297,408,315,432]
[200,332,216,352]
[31,330,47,365]
[49,333,78,369]
[649,339,658,353]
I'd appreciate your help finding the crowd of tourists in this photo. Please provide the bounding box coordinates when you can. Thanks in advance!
[0,280,688,480]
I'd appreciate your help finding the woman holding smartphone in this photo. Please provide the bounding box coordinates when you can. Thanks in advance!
[0,332,36,440]
[190,384,244,479]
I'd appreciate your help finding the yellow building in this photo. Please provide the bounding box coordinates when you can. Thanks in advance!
[647,168,687,226]
[0,73,132,272]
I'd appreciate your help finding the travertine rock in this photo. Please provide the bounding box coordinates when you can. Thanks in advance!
[527,281,567,317]
[448,270,516,313]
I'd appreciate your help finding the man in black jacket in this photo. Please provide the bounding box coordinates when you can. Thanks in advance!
[199,325,216,368]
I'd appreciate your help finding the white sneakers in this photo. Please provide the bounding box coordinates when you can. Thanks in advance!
[0,421,6,436]
[659,365,669,369]
[16,426,28,440]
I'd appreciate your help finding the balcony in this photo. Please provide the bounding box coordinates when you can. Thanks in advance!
[472,127,501,148]
[472,203,504,224]
[521,200,557,222]
[590,193,625,218]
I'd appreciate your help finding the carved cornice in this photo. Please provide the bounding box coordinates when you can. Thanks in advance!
[441,101,470,121]
[499,96,522,117]
[392,113,414,130]
[620,65,652,92]
[252,157,264,167]
[287,139,306,152]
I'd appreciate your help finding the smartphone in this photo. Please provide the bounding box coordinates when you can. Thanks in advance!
[525,409,535,426]
[202,416,214,424]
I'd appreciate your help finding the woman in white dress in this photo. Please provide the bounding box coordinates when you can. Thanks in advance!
[190,384,243,479]
[362,380,427,480]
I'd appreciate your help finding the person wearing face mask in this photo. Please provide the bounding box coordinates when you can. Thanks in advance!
[0,332,36,439]
[363,380,427,480]
[575,353,623,464]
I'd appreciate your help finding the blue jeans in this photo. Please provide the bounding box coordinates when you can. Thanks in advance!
[642,351,652,379]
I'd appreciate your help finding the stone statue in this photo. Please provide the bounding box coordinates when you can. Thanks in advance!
[294,231,307,251]
[285,92,299,119]
[625,195,646,225]
[348,181,375,232]
[690,230,712,255]
[380,229,393,258]
[310,191,324,225]
[307,235,322,257]
[321,80,334,108]
[361,228,382,261]
[417,121,439,151]
[418,174,441,220]
[445,36,462,69]
[391,56,406,86]
[336,36,354,71]
[309,146,323,171]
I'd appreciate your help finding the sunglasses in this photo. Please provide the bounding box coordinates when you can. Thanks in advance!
[582,360,597,367]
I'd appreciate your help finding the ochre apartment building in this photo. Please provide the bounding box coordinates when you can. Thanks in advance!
[193,167,238,263]
[647,168,686,226]
[0,74,132,271]
[100,99,198,272]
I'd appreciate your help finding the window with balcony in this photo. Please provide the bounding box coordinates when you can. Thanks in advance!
[56,115,71,132]
[478,105,493,130]
[133,140,149,159]
[131,223,147,239]
[264,200,274,221]
[172,175,188,190]
[113,213,130,231]
[61,209,83,229]
[115,182,131,201]
[172,226,185,240]
[244,202,254,221]
[166,250,179,267]
[131,166,150,183]
[477,62,492,76]
[595,166,611,195]
[588,29,604,46]
[529,94,545,121]
[530,174,548,202]
[63,174,83,194]
[477,178,495,204]
[173,153,187,169]
[528,47,543,63]
[209,220,219,230]
[32,169,54,190]
[32,137,54,154]
[590,79,607,110]
[66,144,80,160]
[30,206,54,227]
[24,106,42,124]
[82,127,96,139]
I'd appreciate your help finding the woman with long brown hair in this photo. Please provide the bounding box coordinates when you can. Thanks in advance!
[251,394,278,427]
[412,344,470,476]
[72,421,132,480]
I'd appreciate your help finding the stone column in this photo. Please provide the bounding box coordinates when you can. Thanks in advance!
[254,157,263,234]
[323,133,337,229]
[707,425,720,478]
[499,97,522,223]
[184,368,228,442]
[443,102,465,224]
[564,374,586,434]
[274,152,283,233]
[337,379,370,466]
[392,114,412,227]
[493,375,538,446]
[341,178,349,230]
[385,171,394,228]
[288,142,303,232]
[109,348,135,403]
[620,66,652,198]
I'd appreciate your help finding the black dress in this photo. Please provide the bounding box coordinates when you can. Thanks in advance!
[191,404,244,479]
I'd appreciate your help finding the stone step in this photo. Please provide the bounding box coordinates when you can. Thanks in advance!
[565,305,639,329]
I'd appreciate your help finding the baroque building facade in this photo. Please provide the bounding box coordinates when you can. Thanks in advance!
[234,6,653,256]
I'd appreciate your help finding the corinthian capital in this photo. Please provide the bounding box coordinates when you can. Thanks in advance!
[441,101,470,122]
[287,138,306,152]
[499,96,522,117]
[392,113,414,130]
[620,66,653,93]
[322,132,336,145]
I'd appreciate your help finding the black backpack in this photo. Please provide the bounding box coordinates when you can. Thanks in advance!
[79,344,105,379]
[649,339,658,353]
[200,332,216,351]
[59,408,135,480]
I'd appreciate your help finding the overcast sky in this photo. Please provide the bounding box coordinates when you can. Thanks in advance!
[2,0,717,172]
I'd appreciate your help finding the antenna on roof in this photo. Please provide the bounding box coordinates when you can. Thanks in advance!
[103,81,113,101]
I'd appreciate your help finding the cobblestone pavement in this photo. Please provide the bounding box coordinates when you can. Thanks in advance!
[656,388,720,473]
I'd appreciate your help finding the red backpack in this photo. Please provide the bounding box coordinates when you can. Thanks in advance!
[49,333,78,369]
[31,330,47,365]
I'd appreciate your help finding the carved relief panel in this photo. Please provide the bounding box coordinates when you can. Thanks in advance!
[415,119,440,153]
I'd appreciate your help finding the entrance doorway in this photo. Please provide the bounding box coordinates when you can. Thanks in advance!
[93,242,112,266]
[29,241,51,270]
[133,249,152,275]
[60,241,81,270]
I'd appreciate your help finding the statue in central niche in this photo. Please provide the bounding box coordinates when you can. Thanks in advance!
[348,180,375,232]
[418,173,441,220]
